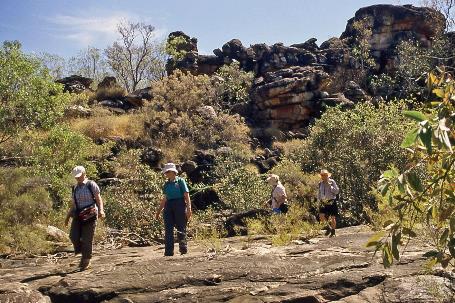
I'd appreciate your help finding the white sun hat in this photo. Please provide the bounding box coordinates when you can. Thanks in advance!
[72,166,86,178]
[162,163,178,174]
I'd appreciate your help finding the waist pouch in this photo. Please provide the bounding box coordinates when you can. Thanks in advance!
[78,204,97,223]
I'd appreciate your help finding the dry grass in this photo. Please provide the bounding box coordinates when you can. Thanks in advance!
[94,86,127,102]
[69,113,146,140]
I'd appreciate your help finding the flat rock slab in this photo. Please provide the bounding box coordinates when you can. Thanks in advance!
[1,226,454,303]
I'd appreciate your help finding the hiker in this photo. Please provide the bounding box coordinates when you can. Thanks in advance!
[65,165,105,270]
[317,169,339,237]
[266,174,288,214]
[155,163,192,256]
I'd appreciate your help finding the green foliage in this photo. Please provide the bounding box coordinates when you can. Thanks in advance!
[213,62,254,109]
[351,18,376,71]
[0,167,53,254]
[377,70,455,268]
[165,35,190,61]
[395,37,454,98]
[104,149,164,241]
[291,101,415,222]
[29,125,109,206]
[0,41,70,145]
[368,74,397,100]
[214,167,269,212]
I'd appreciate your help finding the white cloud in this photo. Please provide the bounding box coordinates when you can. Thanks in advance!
[46,12,165,47]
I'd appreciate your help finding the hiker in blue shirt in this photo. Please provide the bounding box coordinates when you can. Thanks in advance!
[155,163,192,256]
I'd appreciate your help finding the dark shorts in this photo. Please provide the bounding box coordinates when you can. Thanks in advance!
[319,200,338,216]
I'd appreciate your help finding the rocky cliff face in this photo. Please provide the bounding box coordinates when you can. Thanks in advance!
[166,4,445,131]
[1,226,454,302]
[341,4,445,72]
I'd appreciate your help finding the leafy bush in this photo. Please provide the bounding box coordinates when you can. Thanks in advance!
[288,101,415,222]
[0,41,71,145]
[214,167,268,212]
[28,125,110,206]
[0,167,53,254]
[104,149,164,241]
[376,71,455,268]
[152,69,216,112]
[213,62,254,109]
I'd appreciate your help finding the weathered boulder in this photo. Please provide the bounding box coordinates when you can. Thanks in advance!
[343,81,370,103]
[0,282,51,303]
[250,66,329,129]
[56,75,93,93]
[140,147,164,168]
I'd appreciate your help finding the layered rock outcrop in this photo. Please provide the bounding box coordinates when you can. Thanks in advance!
[167,4,445,130]
[341,4,445,71]
[250,66,329,129]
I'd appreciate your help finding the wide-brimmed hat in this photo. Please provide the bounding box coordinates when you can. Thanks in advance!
[72,166,86,178]
[162,163,178,174]
[266,174,279,184]
[320,169,331,177]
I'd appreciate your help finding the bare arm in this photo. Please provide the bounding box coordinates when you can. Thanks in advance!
[155,197,166,220]
[184,192,192,220]
[95,193,105,218]
[65,199,76,226]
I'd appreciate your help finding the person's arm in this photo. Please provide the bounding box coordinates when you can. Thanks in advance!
[155,197,166,220]
[94,192,105,218]
[65,199,75,226]
[329,179,339,195]
[184,191,192,220]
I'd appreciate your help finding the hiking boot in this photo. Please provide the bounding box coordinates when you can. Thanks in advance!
[324,226,331,236]
[179,247,187,255]
[164,252,174,257]
[79,258,91,271]
[329,228,336,237]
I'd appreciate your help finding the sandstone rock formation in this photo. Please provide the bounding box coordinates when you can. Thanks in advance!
[250,66,329,129]
[166,4,444,131]
[1,226,454,302]
[340,4,445,72]
[56,75,93,93]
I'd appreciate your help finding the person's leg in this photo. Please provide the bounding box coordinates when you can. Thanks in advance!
[163,203,175,256]
[80,219,96,268]
[69,218,82,255]
[329,215,337,237]
[175,200,187,254]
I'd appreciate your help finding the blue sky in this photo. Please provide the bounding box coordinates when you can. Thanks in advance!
[0,0,420,58]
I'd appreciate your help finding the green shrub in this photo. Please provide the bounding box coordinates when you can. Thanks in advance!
[289,101,415,221]
[0,167,53,254]
[214,167,269,212]
[213,61,254,109]
[28,125,111,207]
[146,71,251,160]
[0,41,71,145]
[104,149,164,242]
